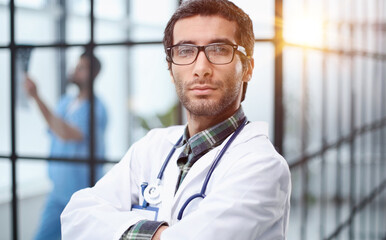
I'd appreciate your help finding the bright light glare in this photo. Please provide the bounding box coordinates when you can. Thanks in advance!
[283,14,324,47]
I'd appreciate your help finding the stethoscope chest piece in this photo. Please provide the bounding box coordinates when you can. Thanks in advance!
[143,184,162,205]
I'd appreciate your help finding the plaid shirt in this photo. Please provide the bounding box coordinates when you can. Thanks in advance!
[120,220,167,240]
[175,107,245,191]
[120,107,246,240]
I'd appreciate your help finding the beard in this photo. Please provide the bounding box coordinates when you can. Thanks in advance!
[68,75,80,86]
[68,75,88,90]
[174,77,242,117]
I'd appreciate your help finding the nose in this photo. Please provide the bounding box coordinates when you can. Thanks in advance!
[192,51,212,78]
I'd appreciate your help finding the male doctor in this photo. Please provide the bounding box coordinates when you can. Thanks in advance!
[61,0,291,239]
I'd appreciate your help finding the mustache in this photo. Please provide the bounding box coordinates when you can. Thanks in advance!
[186,78,224,88]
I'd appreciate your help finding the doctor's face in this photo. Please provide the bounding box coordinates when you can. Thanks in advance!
[170,15,251,118]
[69,57,91,89]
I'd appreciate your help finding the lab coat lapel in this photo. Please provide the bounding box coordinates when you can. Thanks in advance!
[158,126,185,221]
[158,146,181,221]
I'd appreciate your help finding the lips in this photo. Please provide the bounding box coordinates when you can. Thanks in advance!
[190,85,216,95]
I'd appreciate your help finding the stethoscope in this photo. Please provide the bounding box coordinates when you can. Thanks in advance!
[142,117,248,220]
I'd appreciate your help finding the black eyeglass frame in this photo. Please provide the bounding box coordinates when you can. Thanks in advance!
[166,43,249,65]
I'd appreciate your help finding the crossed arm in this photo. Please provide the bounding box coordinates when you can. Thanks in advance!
[61,139,291,240]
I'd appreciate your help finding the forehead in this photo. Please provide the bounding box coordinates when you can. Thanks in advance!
[173,15,238,45]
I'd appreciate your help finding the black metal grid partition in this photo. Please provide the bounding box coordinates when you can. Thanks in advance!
[1,1,177,239]
[283,0,386,239]
[0,0,385,239]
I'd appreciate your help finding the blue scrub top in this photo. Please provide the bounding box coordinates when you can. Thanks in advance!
[48,94,108,204]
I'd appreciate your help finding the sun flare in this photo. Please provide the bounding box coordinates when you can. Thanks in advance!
[283,14,324,47]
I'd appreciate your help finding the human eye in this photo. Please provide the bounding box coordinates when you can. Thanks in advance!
[175,46,196,58]
[210,44,232,56]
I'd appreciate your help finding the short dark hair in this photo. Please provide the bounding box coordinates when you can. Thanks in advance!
[80,50,102,81]
[163,0,254,101]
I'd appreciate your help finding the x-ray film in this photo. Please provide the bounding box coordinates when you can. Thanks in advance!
[16,48,33,109]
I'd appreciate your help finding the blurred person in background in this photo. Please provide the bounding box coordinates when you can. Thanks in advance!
[24,50,108,240]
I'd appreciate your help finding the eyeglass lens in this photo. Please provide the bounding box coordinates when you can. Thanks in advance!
[171,44,235,65]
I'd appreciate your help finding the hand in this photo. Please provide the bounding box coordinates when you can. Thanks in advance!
[152,225,168,240]
[24,74,39,99]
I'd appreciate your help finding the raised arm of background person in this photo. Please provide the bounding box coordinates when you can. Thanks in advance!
[24,75,83,141]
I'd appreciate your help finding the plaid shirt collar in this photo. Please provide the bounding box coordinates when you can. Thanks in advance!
[177,107,246,158]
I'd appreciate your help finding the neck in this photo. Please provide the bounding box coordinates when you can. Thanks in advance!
[186,105,240,137]
[77,88,90,100]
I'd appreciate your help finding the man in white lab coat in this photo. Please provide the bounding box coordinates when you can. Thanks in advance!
[61,0,291,239]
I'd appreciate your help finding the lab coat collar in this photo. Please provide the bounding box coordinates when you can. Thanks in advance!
[236,121,269,143]
[167,121,269,145]
[166,124,187,146]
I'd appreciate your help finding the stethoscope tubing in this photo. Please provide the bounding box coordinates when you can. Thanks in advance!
[177,117,248,220]
[157,135,183,180]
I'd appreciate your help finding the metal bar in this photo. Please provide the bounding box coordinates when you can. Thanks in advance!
[373,1,380,237]
[274,0,284,154]
[300,31,309,240]
[371,0,382,237]
[125,1,134,146]
[369,28,377,240]
[324,178,386,240]
[0,38,275,49]
[365,7,374,240]
[175,0,184,125]
[359,0,368,237]
[300,162,309,240]
[319,0,328,237]
[58,0,67,95]
[279,43,386,60]
[348,1,356,237]
[2,41,385,60]
[319,60,327,239]
[89,0,96,186]
[0,41,164,48]
[9,0,18,239]
[335,4,344,233]
[334,55,342,240]
[382,58,386,240]
[288,117,386,168]
[380,0,386,235]
[299,1,310,239]
[0,154,116,163]
[0,105,379,170]
[1,117,382,166]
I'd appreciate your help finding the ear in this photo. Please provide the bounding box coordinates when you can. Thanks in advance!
[242,57,254,83]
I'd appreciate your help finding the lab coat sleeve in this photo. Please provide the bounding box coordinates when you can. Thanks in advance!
[162,141,291,240]
[61,143,145,240]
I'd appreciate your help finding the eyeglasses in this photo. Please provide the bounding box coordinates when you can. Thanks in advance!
[167,43,248,65]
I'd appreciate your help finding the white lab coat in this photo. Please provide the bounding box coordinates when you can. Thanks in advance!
[61,121,291,240]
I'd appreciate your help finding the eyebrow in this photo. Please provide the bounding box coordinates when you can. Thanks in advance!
[175,38,236,46]
[209,38,235,45]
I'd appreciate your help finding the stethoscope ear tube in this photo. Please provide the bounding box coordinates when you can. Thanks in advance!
[143,136,183,206]
[157,135,183,180]
[177,117,248,220]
